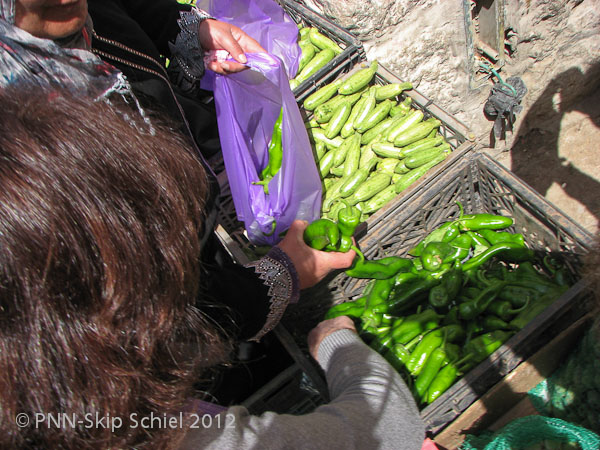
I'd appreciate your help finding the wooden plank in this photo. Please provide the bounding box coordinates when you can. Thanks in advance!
[433,314,592,450]
[488,396,539,432]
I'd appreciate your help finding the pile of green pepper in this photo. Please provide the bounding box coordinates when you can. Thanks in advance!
[303,199,361,252]
[324,204,572,405]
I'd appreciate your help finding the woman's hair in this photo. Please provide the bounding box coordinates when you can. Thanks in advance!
[0,88,226,449]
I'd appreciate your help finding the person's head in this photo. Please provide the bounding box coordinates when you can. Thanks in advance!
[11,0,88,39]
[0,87,225,449]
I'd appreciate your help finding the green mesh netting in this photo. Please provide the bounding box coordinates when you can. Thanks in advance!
[460,416,600,450]
[528,324,600,434]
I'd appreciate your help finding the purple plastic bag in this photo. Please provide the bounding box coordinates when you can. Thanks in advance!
[197,1,322,245]
[196,0,301,79]
[211,53,322,245]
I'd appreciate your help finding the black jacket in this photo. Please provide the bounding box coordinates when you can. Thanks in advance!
[88,0,270,340]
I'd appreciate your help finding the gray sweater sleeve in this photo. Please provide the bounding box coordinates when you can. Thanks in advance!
[179,329,425,450]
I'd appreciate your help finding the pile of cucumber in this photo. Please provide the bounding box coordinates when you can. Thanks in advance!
[303,60,453,221]
[290,25,343,90]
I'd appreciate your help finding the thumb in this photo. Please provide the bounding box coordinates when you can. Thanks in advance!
[221,31,247,64]
[289,219,309,234]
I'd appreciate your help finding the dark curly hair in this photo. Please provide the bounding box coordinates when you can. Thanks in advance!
[0,88,228,449]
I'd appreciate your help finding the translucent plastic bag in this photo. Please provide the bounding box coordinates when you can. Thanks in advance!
[198,0,322,245]
[196,0,301,78]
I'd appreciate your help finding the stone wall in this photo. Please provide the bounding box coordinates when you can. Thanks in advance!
[302,0,600,152]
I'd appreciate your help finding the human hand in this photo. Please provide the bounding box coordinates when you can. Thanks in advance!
[276,220,356,289]
[198,19,266,74]
[308,316,357,361]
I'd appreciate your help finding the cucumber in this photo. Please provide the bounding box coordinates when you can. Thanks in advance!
[371,142,402,159]
[332,136,351,167]
[386,109,424,143]
[338,60,379,95]
[359,141,379,169]
[318,148,336,178]
[376,158,400,175]
[398,135,445,158]
[338,163,373,198]
[390,97,413,117]
[324,136,344,150]
[382,113,409,140]
[394,159,411,174]
[297,40,316,73]
[324,101,352,139]
[393,118,441,147]
[346,172,391,205]
[308,128,342,149]
[313,103,335,123]
[295,48,335,83]
[361,184,397,214]
[352,89,376,132]
[309,28,343,54]
[342,134,361,178]
[355,99,393,133]
[303,79,344,111]
[314,90,363,123]
[340,97,367,138]
[361,116,396,144]
[403,143,450,169]
[304,118,321,129]
[314,140,326,160]
[374,82,413,101]
[322,177,335,191]
[330,165,345,177]
[394,153,447,193]
[299,27,311,39]
[326,200,346,221]
[321,177,347,212]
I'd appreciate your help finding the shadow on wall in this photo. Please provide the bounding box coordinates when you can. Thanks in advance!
[507,63,600,227]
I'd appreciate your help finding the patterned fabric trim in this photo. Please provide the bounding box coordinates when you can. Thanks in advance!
[167,7,213,89]
[245,247,300,342]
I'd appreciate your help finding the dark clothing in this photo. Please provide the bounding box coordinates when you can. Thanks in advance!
[88,0,270,341]
[88,0,221,160]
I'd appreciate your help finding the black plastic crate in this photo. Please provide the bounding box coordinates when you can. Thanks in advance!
[277,0,365,100]
[241,363,324,415]
[294,151,594,434]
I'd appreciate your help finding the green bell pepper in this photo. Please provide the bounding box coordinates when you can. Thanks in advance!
[486,298,530,322]
[415,346,448,399]
[336,199,361,252]
[324,297,367,320]
[478,229,525,247]
[405,328,445,376]
[464,330,514,364]
[345,249,413,279]
[391,309,442,344]
[303,218,340,250]
[461,243,534,272]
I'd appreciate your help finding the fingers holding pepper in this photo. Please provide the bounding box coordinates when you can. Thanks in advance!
[278,220,356,289]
